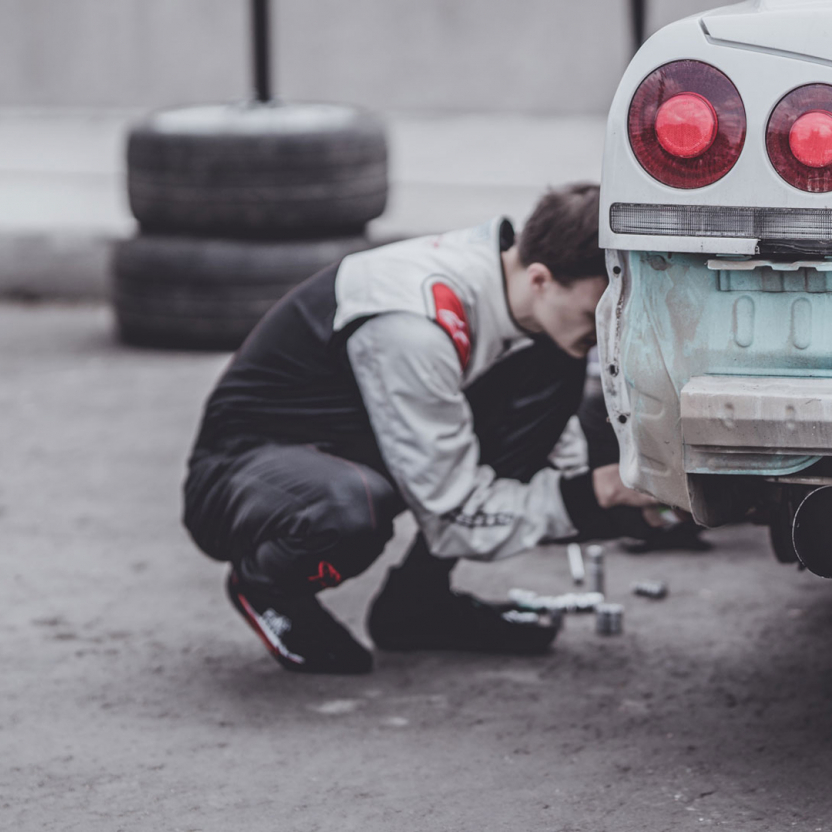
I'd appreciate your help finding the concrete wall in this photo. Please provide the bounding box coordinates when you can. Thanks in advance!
[0,0,248,108]
[277,0,633,114]
[0,0,729,114]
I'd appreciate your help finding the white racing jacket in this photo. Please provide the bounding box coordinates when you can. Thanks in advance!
[337,218,586,560]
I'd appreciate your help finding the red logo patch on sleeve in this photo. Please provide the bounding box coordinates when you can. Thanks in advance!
[432,283,471,370]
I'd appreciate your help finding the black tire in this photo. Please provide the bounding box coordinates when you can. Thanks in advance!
[127,102,388,238]
[768,485,812,564]
[111,234,371,350]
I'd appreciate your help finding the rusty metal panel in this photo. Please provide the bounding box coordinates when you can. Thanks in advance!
[598,250,832,511]
[681,374,832,456]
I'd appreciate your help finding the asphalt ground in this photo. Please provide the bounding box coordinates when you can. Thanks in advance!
[4,109,832,830]
[4,302,832,831]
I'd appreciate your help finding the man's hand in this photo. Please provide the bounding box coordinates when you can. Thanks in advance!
[592,463,658,510]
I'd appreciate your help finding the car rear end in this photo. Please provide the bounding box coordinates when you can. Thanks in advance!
[597,0,832,574]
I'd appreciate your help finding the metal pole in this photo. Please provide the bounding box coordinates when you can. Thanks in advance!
[631,0,646,53]
[252,0,271,102]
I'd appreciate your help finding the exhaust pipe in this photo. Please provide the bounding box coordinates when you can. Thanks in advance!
[792,486,832,578]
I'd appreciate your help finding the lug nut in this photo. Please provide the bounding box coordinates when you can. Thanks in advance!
[631,580,668,599]
[596,602,624,636]
[586,544,605,595]
[567,542,585,585]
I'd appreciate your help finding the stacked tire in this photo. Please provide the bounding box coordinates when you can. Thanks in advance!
[112,102,388,350]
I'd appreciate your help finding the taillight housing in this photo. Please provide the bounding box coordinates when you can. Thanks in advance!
[767,85,832,193]
[628,60,746,189]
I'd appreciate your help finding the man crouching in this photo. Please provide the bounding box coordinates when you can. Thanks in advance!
[183,183,652,674]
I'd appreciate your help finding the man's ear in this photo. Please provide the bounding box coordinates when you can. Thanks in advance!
[527,262,555,290]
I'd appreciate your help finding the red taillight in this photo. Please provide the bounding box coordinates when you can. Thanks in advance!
[628,60,746,189]
[655,93,718,159]
[790,111,832,168]
[767,85,832,192]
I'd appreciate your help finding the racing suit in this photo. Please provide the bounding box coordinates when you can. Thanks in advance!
[183,218,603,594]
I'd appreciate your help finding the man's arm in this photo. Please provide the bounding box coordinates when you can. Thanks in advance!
[347,312,590,560]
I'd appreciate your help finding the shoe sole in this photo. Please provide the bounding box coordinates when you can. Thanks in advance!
[226,574,374,674]
[371,618,559,655]
[372,636,556,655]
[369,600,559,655]
[226,578,308,671]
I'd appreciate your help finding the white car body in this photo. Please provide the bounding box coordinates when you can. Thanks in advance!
[598,0,832,563]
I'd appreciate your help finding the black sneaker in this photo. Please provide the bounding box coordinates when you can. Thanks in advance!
[367,566,559,655]
[226,568,373,674]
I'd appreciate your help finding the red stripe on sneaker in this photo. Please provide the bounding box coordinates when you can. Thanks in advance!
[308,560,343,589]
[235,593,305,665]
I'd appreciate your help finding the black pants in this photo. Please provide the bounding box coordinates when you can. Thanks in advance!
[184,337,593,595]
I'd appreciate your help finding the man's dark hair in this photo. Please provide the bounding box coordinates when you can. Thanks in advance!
[517,183,605,286]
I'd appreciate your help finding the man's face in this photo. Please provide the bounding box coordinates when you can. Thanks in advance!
[534,275,608,359]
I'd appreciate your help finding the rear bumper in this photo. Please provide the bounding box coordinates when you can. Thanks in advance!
[681,375,832,471]
[597,249,832,522]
